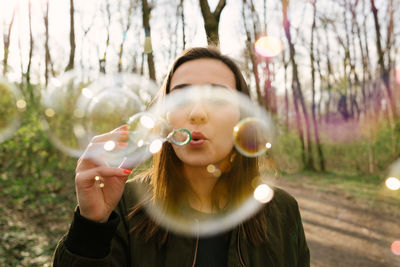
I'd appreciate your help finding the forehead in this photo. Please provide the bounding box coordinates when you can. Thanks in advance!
[170,58,236,90]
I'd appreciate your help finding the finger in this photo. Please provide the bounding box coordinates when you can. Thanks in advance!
[119,155,145,170]
[91,130,130,143]
[76,166,131,184]
[81,141,129,163]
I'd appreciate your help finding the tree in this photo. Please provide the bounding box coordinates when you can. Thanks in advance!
[142,0,156,81]
[199,0,226,46]
[65,0,76,71]
[281,0,314,170]
[309,0,325,171]
[2,5,16,75]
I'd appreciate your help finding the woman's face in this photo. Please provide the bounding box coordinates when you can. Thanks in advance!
[168,58,240,167]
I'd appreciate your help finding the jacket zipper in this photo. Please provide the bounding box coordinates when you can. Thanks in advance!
[191,234,199,267]
[237,227,246,267]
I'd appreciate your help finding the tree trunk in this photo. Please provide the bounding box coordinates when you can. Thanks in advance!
[2,7,16,75]
[281,0,313,169]
[26,0,33,85]
[99,0,111,74]
[118,0,134,73]
[310,0,325,171]
[44,0,54,85]
[242,0,263,106]
[199,0,226,46]
[370,0,397,119]
[142,0,156,81]
[65,0,75,71]
[180,0,186,50]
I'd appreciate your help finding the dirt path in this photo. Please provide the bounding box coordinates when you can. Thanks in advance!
[277,179,400,267]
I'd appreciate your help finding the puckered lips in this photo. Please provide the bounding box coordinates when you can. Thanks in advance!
[190,131,207,147]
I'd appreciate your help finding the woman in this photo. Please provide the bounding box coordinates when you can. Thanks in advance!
[53,47,310,266]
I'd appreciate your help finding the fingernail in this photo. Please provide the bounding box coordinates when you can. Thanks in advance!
[123,169,132,174]
[120,131,129,136]
[119,142,128,146]
[119,125,128,130]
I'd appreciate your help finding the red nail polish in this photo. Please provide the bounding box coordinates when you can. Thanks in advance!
[119,142,128,146]
[123,169,132,174]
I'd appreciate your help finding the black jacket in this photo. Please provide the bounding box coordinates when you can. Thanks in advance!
[53,179,310,266]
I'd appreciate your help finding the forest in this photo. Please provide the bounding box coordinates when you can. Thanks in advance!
[0,0,399,266]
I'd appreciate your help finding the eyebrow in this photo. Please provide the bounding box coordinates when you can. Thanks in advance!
[170,83,191,91]
[170,83,229,91]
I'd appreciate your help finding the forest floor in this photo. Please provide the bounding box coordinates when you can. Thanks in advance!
[277,174,400,267]
[1,173,400,266]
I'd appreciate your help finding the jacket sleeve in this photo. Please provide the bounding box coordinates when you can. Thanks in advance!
[52,201,131,267]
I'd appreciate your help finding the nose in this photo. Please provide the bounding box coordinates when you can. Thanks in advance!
[188,102,208,124]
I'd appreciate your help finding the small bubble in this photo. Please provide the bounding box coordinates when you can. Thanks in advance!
[104,140,116,151]
[16,99,27,109]
[385,177,400,190]
[253,184,274,203]
[140,115,155,129]
[254,36,283,58]
[81,88,93,98]
[207,164,216,173]
[233,117,272,157]
[149,139,163,154]
[45,108,56,118]
[391,240,400,256]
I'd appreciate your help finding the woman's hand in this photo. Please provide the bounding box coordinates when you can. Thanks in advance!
[75,125,132,223]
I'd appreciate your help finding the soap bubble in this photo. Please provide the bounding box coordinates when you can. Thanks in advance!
[386,159,400,191]
[40,70,94,157]
[233,117,273,157]
[254,36,283,58]
[88,112,191,168]
[41,72,158,158]
[128,85,276,236]
[392,240,400,256]
[0,79,26,143]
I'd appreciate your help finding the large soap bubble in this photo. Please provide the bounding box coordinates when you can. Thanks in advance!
[41,72,158,158]
[41,70,95,157]
[0,79,26,143]
[128,85,276,236]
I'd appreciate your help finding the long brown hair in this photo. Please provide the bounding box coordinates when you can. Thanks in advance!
[129,47,268,245]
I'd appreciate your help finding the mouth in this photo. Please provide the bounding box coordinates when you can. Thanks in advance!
[190,131,206,146]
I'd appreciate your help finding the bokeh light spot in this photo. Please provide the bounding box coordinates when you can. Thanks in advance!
[44,108,55,118]
[391,240,400,256]
[253,184,274,203]
[385,177,400,190]
[140,115,155,129]
[104,140,116,151]
[16,99,27,110]
[149,139,163,154]
[207,164,216,173]
[254,36,283,58]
